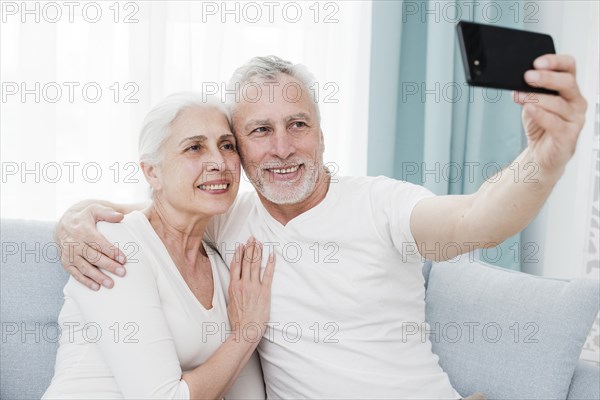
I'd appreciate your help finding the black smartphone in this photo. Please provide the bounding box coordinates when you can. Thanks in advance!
[457,21,558,95]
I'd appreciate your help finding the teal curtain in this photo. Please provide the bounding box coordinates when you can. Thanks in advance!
[368,0,526,270]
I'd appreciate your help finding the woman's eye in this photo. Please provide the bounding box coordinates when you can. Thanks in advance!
[221,143,236,151]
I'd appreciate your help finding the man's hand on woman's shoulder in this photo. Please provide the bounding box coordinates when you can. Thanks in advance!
[55,200,142,290]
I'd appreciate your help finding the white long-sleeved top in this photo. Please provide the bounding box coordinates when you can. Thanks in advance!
[43,211,265,399]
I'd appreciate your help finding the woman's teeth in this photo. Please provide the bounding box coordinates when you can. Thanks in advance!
[199,183,228,190]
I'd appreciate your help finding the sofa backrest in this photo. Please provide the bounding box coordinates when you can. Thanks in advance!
[1,219,68,399]
[1,219,598,399]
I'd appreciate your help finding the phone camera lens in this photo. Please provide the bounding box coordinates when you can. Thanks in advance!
[473,59,483,76]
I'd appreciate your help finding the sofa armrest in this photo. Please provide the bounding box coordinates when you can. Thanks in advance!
[567,361,600,400]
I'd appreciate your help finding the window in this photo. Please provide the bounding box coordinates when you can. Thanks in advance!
[1,0,372,220]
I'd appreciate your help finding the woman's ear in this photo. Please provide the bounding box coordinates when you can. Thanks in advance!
[140,161,162,192]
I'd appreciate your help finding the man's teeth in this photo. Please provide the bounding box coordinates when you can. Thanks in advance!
[199,183,228,190]
[271,166,300,174]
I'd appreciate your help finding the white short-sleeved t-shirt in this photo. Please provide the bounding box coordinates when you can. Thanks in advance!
[43,211,265,399]
[206,175,460,399]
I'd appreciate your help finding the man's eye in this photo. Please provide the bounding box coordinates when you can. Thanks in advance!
[186,144,201,152]
[250,126,269,136]
[291,121,307,128]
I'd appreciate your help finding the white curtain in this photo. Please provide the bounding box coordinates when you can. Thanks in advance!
[1,0,372,221]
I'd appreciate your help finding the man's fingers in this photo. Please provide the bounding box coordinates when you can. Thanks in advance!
[76,256,115,288]
[83,237,126,266]
[61,239,122,288]
[66,265,100,291]
[84,227,126,265]
[82,246,127,277]
[524,70,581,101]
[523,104,568,135]
[59,238,125,282]
[87,205,126,263]
[513,91,576,123]
[230,243,244,281]
[91,204,124,223]
[534,54,576,74]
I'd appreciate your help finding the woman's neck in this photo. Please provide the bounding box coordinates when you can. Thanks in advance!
[144,199,210,267]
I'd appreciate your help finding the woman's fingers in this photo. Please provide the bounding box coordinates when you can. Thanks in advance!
[227,237,274,339]
[250,241,263,283]
[261,251,276,290]
[237,236,275,285]
[229,243,244,281]
[241,237,255,281]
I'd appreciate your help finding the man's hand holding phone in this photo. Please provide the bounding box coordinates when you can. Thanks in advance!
[457,21,587,176]
[513,54,587,174]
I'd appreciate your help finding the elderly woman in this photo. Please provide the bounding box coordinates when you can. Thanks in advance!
[43,93,274,399]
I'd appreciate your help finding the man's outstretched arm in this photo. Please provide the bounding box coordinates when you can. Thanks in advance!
[56,199,149,290]
[411,54,587,261]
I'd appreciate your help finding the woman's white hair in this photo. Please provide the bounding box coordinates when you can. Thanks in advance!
[138,92,229,167]
[226,55,321,123]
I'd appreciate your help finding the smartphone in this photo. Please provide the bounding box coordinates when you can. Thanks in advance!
[457,21,558,95]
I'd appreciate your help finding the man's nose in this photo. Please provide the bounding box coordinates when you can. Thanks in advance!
[270,128,296,159]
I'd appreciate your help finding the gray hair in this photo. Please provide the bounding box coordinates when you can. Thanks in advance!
[138,92,229,167]
[226,55,321,123]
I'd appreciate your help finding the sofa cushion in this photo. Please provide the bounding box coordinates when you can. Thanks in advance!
[1,219,69,400]
[425,257,599,400]
[567,360,600,400]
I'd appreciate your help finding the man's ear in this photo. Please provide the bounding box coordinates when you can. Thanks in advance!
[140,162,162,192]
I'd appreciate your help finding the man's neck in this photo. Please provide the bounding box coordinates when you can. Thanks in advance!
[259,172,331,226]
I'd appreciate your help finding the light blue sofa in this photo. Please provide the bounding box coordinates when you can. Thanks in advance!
[1,218,599,399]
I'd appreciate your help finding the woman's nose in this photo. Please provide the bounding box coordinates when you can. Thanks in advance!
[205,147,226,171]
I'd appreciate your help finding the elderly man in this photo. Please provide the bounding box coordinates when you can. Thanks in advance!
[56,55,586,399]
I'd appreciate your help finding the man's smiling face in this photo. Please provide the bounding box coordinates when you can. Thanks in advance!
[231,73,326,206]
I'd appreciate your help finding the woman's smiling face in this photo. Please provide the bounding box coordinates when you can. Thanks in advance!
[144,105,241,218]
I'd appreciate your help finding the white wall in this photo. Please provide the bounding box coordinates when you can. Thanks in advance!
[521,1,599,280]
[520,0,599,365]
